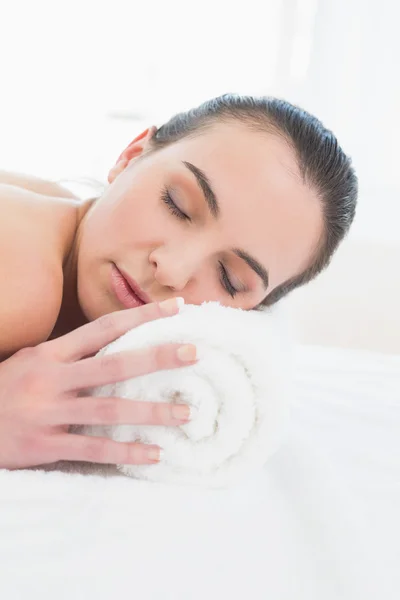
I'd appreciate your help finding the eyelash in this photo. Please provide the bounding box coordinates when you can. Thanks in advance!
[218,262,238,298]
[161,187,238,298]
[162,188,190,221]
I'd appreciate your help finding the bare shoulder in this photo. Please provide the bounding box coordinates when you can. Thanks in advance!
[0,184,78,357]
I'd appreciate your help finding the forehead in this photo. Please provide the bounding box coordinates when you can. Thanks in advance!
[158,122,323,290]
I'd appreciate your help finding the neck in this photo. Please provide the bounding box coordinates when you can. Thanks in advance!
[51,198,96,339]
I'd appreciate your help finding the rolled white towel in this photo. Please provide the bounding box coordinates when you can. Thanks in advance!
[78,302,292,487]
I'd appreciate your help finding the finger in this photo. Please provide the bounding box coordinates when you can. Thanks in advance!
[51,434,162,465]
[52,397,191,426]
[60,343,197,392]
[45,298,183,361]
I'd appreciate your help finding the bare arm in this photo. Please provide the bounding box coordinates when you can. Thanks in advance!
[0,170,79,199]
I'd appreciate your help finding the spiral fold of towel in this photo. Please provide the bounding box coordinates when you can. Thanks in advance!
[78,302,292,487]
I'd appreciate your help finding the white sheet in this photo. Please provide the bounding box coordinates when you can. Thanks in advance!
[0,345,399,600]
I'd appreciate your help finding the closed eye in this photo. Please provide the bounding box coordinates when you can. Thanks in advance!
[218,262,238,298]
[162,187,239,298]
[162,188,190,221]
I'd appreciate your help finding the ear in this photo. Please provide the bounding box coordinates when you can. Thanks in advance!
[107,126,157,183]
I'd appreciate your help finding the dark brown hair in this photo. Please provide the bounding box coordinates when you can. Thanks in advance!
[150,94,358,307]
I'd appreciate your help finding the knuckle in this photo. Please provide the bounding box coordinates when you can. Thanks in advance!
[19,434,48,462]
[32,342,53,360]
[95,398,119,423]
[152,302,165,318]
[140,302,155,316]
[121,443,133,465]
[138,302,162,322]
[100,353,125,380]
[123,443,142,465]
[83,438,106,463]
[152,344,174,370]
[96,313,118,334]
[10,346,60,397]
[19,367,49,397]
[150,402,168,424]
[15,344,45,362]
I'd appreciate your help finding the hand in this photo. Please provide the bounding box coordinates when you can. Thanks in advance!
[0,298,196,470]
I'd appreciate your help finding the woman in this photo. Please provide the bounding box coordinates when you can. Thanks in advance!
[0,94,357,471]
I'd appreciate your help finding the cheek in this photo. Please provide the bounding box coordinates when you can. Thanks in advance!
[93,188,150,238]
[106,188,174,250]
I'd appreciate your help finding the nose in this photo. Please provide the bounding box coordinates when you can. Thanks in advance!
[150,245,205,292]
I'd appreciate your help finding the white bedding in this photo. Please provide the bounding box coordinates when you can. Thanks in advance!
[0,345,399,600]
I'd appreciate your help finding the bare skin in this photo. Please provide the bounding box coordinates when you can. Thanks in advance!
[0,122,323,469]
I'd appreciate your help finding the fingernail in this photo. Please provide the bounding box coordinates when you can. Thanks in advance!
[160,297,184,315]
[172,404,191,422]
[146,446,163,463]
[177,344,197,362]
[175,297,185,310]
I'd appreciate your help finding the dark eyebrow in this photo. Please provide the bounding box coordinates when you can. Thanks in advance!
[182,160,269,290]
[182,161,220,218]
[233,249,269,290]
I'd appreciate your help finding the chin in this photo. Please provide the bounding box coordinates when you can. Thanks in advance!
[77,274,117,324]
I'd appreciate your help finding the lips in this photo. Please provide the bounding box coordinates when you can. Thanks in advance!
[111,263,151,309]
[119,266,152,304]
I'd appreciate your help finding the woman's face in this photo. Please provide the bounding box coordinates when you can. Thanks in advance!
[76,122,323,321]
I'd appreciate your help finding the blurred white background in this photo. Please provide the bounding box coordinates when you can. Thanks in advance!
[0,0,399,245]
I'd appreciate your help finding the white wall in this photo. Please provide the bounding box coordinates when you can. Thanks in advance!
[1,0,398,244]
[284,238,400,354]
